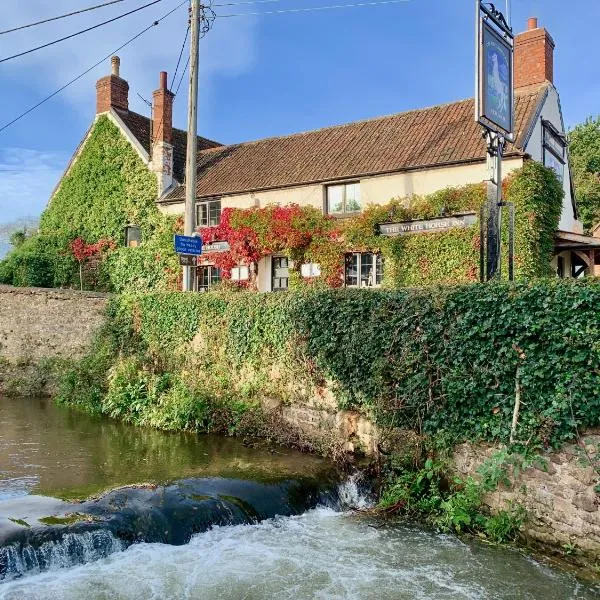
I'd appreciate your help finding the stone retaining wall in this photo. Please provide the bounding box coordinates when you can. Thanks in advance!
[0,285,109,395]
[454,434,600,564]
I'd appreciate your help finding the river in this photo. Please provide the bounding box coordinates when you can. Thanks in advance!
[0,396,597,599]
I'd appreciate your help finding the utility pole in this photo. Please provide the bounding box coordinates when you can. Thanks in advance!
[183,0,200,292]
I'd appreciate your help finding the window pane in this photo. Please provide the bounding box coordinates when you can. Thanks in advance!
[211,267,221,286]
[345,253,359,287]
[195,203,208,227]
[209,201,221,226]
[197,266,210,292]
[360,253,374,287]
[327,186,344,213]
[345,184,361,212]
[272,256,289,291]
[375,254,384,286]
[544,149,564,183]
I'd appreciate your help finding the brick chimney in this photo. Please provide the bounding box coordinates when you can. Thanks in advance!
[514,17,555,89]
[151,71,175,195]
[152,71,174,145]
[96,56,129,113]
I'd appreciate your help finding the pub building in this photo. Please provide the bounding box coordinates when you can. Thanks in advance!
[51,19,599,292]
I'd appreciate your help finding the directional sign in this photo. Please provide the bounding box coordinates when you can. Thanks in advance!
[203,241,230,253]
[174,234,203,256]
[179,254,197,267]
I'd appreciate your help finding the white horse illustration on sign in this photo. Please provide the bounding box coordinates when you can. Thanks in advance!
[489,52,508,115]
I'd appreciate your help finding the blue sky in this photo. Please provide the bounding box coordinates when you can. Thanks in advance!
[0,0,599,228]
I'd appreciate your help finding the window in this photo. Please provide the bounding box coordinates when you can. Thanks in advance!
[124,224,141,248]
[196,265,221,292]
[326,182,361,215]
[195,199,221,227]
[543,121,566,183]
[301,263,321,278]
[344,253,383,288]
[231,265,250,282]
[556,255,565,279]
[272,256,289,291]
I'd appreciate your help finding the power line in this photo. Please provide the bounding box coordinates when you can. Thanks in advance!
[0,0,162,65]
[174,56,191,96]
[171,24,190,90]
[0,0,189,135]
[0,0,134,36]
[216,0,411,18]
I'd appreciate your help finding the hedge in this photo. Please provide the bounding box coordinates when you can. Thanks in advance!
[59,279,600,449]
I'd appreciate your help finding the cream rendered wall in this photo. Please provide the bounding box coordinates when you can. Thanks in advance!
[157,159,525,219]
[524,86,582,233]
[360,159,523,206]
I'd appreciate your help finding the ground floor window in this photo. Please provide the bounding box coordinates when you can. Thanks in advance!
[272,256,289,291]
[231,264,250,282]
[196,265,221,292]
[345,253,383,288]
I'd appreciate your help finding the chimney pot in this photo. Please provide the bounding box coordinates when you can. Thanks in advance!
[111,56,120,77]
[528,17,538,31]
[96,56,129,113]
[159,71,168,90]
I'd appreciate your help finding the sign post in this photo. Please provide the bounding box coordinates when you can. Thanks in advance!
[475,1,514,281]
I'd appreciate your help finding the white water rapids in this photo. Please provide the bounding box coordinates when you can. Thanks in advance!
[1,502,596,599]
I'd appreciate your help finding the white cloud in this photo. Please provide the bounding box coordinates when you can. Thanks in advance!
[0,1,258,120]
[0,147,69,223]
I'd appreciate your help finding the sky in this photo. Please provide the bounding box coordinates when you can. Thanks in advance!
[0,0,599,230]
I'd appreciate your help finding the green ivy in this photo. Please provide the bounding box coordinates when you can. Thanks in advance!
[0,116,180,291]
[59,279,600,450]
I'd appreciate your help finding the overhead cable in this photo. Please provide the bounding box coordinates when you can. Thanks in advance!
[0,0,133,36]
[0,0,162,65]
[216,0,411,18]
[0,0,188,134]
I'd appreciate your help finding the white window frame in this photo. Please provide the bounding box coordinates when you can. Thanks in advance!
[195,265,221,292]
[231,265,250,282]
[325,182,362,216]
[195,198,222,228]
[344,252,383,288]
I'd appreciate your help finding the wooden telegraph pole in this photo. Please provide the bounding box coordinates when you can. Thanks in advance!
[183,0,200,291]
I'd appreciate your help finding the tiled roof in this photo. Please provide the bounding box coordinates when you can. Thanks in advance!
[162,84,549,202]
[114,108,222,182]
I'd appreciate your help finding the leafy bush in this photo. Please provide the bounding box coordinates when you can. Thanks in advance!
[59,279,600,451]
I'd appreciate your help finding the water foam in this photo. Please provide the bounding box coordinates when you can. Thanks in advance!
[0,529,124,582]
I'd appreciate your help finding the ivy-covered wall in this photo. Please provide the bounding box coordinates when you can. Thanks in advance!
[0,116,181,291]
[199,161,563,288]
[59,280,600,452]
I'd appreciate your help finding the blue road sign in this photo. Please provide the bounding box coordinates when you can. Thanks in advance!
[174,234,203,256]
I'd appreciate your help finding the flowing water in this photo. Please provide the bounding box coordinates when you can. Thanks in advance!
[0,396,598,599]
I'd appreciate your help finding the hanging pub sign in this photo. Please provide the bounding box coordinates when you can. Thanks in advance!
[475,2,514,138]
[378,213,477,237]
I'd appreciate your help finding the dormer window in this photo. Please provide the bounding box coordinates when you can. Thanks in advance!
[195,198,221,227]
[326,182,361,215]
[543,120,566,183]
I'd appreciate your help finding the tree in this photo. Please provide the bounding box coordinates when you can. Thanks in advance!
[568,117,600,232]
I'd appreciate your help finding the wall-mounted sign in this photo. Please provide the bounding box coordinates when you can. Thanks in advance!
[179,254,197,267]
[174,234,203,256]
[476,3,514,137]
[379,213,478,237]
[203,241,230,253]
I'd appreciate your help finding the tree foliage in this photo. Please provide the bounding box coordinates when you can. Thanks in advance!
[568,116,600,231]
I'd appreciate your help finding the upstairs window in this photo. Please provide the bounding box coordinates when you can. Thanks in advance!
[345,253,383,288]
[195,199,221,227]
[124,224,141,248]
[543,121,566,183]
[326,182,361,215]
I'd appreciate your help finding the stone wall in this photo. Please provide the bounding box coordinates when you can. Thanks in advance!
[0,285,108,395]
[454,434,600,565]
